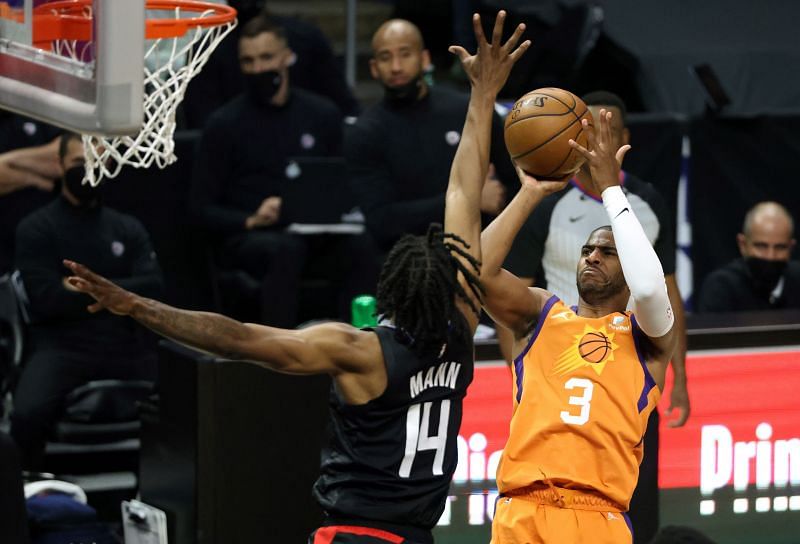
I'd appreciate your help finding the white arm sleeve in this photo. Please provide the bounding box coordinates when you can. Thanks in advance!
[602,186,674,338]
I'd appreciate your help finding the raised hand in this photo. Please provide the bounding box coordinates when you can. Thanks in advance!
[513,163,571,197]
[247,196,282,229]
[448,11,531,97]
[568,109,631,194]
[64,259,138,315]
[0,139,61,196]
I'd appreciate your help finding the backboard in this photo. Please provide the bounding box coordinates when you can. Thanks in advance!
[0,0,145,136]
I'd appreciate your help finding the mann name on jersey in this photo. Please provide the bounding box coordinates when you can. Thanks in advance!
[409,361,462,399]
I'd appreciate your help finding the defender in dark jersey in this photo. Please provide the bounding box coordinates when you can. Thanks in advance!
[313,321,474,540]
[63,12,530,544]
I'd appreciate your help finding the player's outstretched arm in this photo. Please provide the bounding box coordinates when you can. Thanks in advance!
[569,110,677,377]
[444,11,529,330]
[0,138,61,195]
[63,260,371,376]
[480,169,568,338]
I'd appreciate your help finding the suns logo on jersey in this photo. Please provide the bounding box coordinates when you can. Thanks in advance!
[551,325,619,377]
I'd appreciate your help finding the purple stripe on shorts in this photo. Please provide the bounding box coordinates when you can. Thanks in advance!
[623,512,633,539]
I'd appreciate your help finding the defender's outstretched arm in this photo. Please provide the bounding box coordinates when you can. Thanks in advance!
[444,11,529,331]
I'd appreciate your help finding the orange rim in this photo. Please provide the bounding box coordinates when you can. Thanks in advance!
[33,0,236,45]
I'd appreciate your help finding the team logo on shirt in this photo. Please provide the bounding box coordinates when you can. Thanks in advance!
[445,130,461,146]
[285,160,301,179]
[111,241,125,257]
[552,325,618,377]
[300,133,315,149]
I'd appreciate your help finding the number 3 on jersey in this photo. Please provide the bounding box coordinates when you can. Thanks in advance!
[399,400,450,478]
[560,377,594,426]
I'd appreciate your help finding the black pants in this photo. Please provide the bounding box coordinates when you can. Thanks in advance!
[628,410,660,544]
[223,231,379,328]
[0,431,29,544]
[10,339,156,471]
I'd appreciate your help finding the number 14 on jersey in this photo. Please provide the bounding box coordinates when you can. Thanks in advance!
[399,400,451,478]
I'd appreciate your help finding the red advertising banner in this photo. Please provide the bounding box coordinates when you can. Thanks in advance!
[658,347,800,518]
[453,362,513,484]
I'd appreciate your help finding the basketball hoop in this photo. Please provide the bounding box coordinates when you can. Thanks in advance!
[33,0,237,186]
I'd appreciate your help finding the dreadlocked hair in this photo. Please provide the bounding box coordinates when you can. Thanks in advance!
[376,224,484,357]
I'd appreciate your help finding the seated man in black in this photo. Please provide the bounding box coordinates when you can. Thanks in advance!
[10,133,163,470]
[191,15,376,328]
[345,18,515,255]
[181,0,360,127]
[698,201,800,312]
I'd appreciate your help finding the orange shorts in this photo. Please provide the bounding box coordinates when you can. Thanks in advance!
[490,488,633,544]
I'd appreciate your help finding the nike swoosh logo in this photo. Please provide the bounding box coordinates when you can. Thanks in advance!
[569,215,584,223]
[614,208,630,218]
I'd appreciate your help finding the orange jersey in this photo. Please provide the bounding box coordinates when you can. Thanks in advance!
[497,296,660,510]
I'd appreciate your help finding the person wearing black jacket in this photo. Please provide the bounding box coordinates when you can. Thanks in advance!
[191,15,376,327]
[346,18,517,253]
[181,1,360,128]
[698,201,799,312]
[9,133,163,470]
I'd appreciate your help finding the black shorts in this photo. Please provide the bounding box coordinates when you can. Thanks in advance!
[309,525,415,544]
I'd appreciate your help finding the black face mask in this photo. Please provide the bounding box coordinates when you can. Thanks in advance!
[383,75,423,107]
[244,70,283,105]
[63,166,101,208]
[744,256,787,293]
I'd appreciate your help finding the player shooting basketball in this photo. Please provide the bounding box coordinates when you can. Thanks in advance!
[476,107,676,540]
[65,12,529,544]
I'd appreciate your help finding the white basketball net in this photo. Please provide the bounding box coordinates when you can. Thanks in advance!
[52,5,236,186]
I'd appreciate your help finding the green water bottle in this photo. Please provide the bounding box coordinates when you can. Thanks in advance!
[351,295,378,328]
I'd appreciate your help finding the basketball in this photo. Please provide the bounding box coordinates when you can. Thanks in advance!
[504,88,593,180]
[578,331,611,364]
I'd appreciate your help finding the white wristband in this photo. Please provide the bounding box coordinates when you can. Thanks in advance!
[601,186,629,218]
[602,185,674,338]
